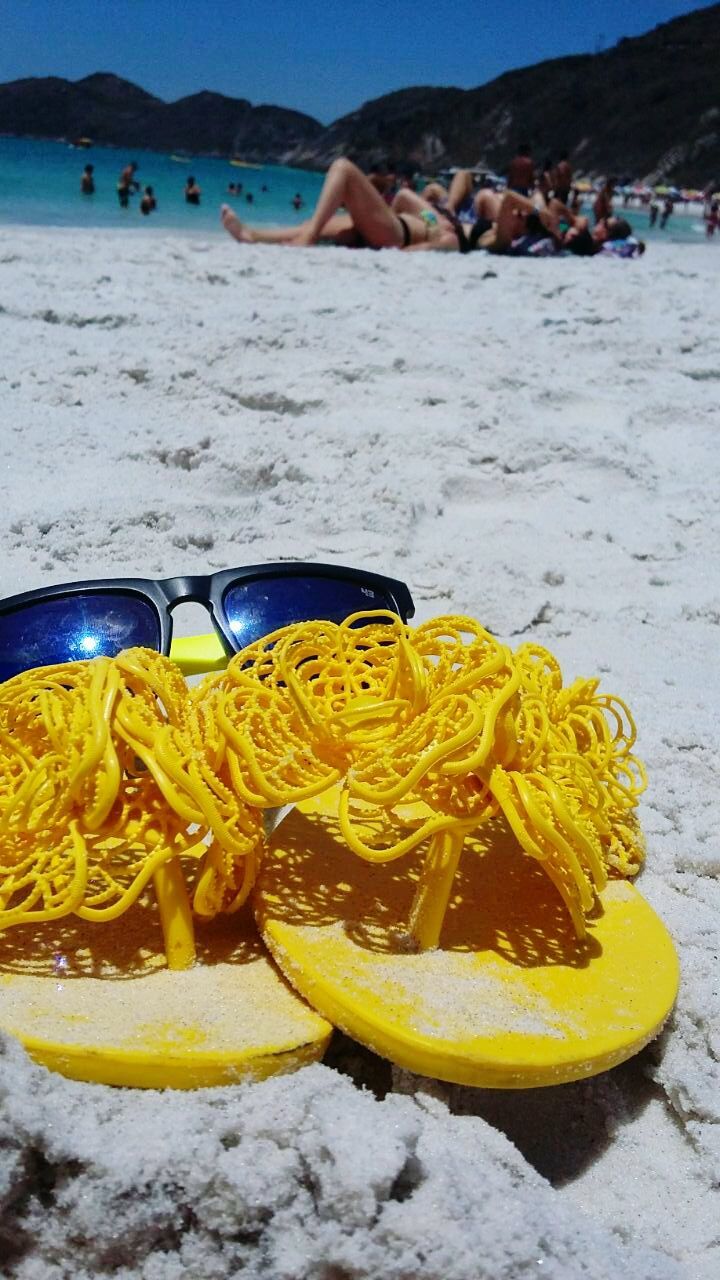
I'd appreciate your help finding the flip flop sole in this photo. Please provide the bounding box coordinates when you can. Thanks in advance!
[0,904,331,1088]
[255,794,679,1088]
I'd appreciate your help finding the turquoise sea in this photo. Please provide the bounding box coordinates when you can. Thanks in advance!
[0,136,324,235]
[0,136,709,244]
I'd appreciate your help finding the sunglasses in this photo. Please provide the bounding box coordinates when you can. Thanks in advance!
[0,562,415,683]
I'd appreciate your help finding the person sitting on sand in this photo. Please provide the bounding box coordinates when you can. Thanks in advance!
[185,176,201,205]
[507,144,534,196]
[80,164,95,195]
[140,186,157,216]
[220,158,463,252]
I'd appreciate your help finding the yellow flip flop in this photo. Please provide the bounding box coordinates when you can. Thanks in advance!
[195,610,679,1088]
[0,897,331,1089]
[255,787,678,1088]
[0,646,331,1088]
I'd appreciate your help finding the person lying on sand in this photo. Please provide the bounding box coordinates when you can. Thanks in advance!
[473,190,644,256]
[221,158,463,252]
[418,170,559,246]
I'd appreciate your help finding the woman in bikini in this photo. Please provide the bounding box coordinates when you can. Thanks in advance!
[221,158,461,252]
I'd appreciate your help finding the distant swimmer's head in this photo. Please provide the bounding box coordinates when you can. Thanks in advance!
[130,162,138,171]
[84,164,94,173]
[145,186,154,196]
[187,176,195,185]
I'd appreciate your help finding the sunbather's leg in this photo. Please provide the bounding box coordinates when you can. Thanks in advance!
[474,189,502,222]
[421,181,448,204]
[293,159,405,248]
[221,205,353,245]
[221,206,296,243]
[445,169,473,212]
[421,171,473,215]
[391,188,446,218]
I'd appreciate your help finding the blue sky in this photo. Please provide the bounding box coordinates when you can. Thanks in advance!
[0,1,714,123]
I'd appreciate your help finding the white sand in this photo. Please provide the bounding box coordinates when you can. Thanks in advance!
[0,227,718,1278]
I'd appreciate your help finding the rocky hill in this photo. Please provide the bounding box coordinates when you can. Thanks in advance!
[0,72,323,162]
[289,3,720,184]
[1,4,718,183]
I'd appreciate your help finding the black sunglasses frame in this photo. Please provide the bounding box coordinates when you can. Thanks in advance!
[0,562,415,665]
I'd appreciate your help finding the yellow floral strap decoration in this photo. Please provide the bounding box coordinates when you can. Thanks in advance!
[196,613,646,944]
[0,613,647,963]
[0,649,261,968]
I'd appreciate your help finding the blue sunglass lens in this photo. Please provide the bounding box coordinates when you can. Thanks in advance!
[0,593,161,682]
[222,575,397,649]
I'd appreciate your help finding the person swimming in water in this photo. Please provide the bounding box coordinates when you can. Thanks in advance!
[220,158,462,252]
[185,176,201,205]
[117,162,139,208]
[80,163,95,195]
[140,186,157,216]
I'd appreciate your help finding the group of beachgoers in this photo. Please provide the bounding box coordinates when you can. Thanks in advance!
[81,161,304,216]
[76,145,716,253]
[81,161,166,214]
[226,181,297,206]
[81,161,202,214]
[220,145,647,260]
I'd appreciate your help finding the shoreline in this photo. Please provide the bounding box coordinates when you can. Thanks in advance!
[0,218,711,248]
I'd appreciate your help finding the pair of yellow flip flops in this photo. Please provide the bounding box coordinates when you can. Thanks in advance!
[0,613,679,1089]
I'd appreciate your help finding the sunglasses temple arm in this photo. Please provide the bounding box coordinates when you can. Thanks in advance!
[169,633,231,675]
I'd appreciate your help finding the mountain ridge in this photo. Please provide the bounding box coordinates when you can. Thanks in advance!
[1,4,718,183]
